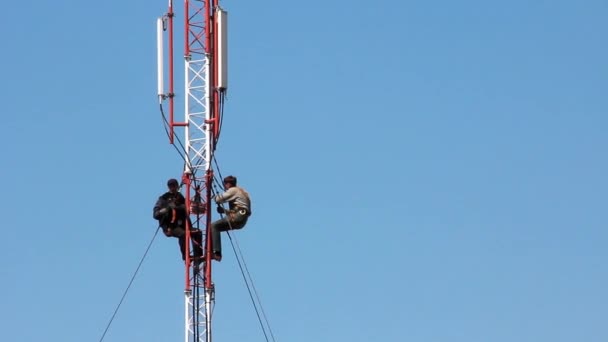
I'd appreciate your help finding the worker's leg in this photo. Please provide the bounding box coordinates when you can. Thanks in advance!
[180,217,203,259]
[166,227,185,260]
[211,214,249,260]
[159,212,171,236]
[178,235,186,260]
[191,229,203,258]
[211,217,231,259]
[174,229,202,262]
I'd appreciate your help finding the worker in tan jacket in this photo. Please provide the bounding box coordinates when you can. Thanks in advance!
[211,175,251,261]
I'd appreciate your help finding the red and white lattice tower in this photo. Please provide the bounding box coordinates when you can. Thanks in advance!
[157,0,228,341]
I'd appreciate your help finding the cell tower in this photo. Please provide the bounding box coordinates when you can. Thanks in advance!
[156,0,228,341]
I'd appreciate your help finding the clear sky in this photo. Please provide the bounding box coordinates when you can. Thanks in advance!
[1,0,607,341]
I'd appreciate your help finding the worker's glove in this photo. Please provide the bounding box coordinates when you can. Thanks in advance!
[216,206,225,214]
[158,208,168,215]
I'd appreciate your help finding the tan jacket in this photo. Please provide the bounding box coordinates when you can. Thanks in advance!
[215,186,252,213]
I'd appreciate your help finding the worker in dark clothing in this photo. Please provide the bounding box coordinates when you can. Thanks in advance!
[153,178,203,262]
[210,175,252,262]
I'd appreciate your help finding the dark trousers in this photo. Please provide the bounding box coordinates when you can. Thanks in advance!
[177,229,203,261]
[159,210,203,260]
[211,212,248,256]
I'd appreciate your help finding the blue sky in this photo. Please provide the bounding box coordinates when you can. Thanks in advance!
[1,0,607,341]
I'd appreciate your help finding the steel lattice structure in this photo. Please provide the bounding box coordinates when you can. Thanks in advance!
[157,0,227,341]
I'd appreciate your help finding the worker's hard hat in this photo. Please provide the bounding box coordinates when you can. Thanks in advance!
[167,178,179,187]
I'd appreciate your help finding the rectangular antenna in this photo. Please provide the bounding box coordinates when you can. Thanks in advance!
[157,17,165,102]
[217,9,228,90]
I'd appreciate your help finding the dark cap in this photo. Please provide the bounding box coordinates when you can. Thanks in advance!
[167,178,179,187]
[223,175,237,186]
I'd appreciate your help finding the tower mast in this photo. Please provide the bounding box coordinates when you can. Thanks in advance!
[157,0,228,341]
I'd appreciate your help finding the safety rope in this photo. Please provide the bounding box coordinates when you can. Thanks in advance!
[162,97,276,341]
[98,104,204,340]
[159,104,190,170]
[160,103,210,192]
[226,231,277,342]
[98,227,161,342]
[212,182,277,342]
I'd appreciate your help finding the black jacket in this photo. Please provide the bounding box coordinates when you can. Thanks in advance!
[153,191,186,220]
